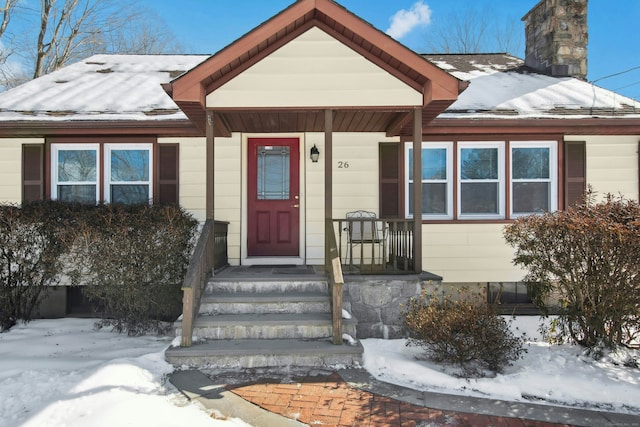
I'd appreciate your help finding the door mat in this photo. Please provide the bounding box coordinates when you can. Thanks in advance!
[272,266,316,275]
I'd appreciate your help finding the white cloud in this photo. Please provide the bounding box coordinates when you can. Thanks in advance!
[385,1,432,40]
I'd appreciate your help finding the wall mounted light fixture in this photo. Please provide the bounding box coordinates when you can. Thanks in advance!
[310,144,320,163]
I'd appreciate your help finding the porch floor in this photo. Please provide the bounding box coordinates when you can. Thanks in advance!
[212,264,443,282]
[212,264,326,281]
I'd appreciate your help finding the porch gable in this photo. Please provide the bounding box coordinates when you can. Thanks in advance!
[205,27,423,109]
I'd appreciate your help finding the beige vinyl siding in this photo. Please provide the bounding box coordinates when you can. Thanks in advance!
[331,133,398,216]
[303,132,399,264]
[423,223,525,283]
[304,133,326,265]
[213,135,242,264]
[206,27,422,109]
[566,135,639,201]
[160,136,242,264]
[0,138,44,204]
[160,137,206,222]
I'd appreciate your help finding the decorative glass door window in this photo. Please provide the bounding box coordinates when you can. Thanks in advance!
[257,145,290,200]
[52,144,99,203]
[105,144,152,204]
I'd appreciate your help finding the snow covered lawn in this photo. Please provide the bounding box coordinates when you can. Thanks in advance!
[1,317,638,427]
[0,318,248,427]
[363,316,640,415]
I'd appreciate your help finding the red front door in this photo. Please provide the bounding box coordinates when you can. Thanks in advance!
[247,138,300,257]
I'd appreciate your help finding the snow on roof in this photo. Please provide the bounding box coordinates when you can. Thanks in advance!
[0,53,638,124]
[424,53,640,119]
[0,54,208,122]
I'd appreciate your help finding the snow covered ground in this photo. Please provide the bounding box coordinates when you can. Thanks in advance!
[0,318,249,427]
[0,317,638,427]
[363,317,640,415]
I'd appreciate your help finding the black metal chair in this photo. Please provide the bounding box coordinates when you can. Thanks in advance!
[345,210,387,271]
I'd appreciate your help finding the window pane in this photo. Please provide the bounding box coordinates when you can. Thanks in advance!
[111,185,149,204]
[58,150,96,182]
[407,148,447,180]
[257,146,290,200]
[461,148,498,180]
[409,183,448,215]
[461,182,499,214]
[58,185,96,203]
[111,150,149,182]
[423,149,447,180]
[513,182,550,213]
[512,148,549,179]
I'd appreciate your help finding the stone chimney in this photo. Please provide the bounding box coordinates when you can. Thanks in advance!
[522,0,588,80]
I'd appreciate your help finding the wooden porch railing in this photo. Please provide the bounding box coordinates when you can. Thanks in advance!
[179,219,229,347]
[325,219,344,345]
[386,219,414,272]
[333,218,415,274]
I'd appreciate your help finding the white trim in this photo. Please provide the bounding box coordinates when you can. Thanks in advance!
[510,141,558,217]
[50,144,100,202]
[404,142,454,220]
[457,141,505,219]
[104,143,153,204]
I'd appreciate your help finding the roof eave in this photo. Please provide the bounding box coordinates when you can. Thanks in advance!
[0,119,202,138]
[424,117,640,135]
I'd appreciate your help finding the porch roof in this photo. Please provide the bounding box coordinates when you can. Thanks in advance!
[168,0,465,137]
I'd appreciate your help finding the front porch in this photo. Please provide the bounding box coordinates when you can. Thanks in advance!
[175,216,425,346]
[166,233,443,368]
[165,0,465,367]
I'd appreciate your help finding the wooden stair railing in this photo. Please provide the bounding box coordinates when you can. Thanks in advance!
[325,219,344,345]
[180,219,229,347]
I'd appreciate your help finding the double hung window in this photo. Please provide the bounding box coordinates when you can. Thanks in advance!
[458,142,505,219]
[51,143,153,204]
[510,142,557,216]
[52,144,99,203]
[105,144,152,204]
[405,142,453,220]
[405,140,557,220]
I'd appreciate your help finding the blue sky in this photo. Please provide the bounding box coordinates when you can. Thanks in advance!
[138,0,640,101]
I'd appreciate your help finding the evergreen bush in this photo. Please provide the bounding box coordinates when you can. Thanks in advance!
[67,203,198,335]
[0,201,197,335]
[0,201,77,331]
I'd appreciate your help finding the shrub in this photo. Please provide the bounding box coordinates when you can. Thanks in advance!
[67,203,198,336]
[403,291,526,377]
[504,190,640,350]
[0,201,76,331]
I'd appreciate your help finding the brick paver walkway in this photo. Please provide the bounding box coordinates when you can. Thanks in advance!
[226,373,575,427]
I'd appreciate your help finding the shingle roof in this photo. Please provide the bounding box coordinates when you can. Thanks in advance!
[0,52,638,125]
[424,53,640,119]
[0,54,208,122]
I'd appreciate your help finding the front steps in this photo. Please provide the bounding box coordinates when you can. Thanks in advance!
[166,275,362,369]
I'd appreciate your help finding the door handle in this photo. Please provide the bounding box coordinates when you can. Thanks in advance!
[291,204,300,208]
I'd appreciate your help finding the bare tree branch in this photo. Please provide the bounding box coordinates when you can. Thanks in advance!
[27,0,182,79]
[424,7,522,55]
[0,0,18,39]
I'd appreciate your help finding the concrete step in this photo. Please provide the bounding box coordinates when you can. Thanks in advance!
[206,280,328,295]
[175,313,357,340]
[199,292,331,315]
[165,338,363,369]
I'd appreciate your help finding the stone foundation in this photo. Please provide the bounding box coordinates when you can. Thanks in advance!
[343,274,489,339]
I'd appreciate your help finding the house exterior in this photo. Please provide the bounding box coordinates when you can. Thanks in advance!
[0,0,639,327]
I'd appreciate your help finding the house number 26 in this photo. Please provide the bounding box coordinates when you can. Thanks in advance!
[338,161,350,168]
